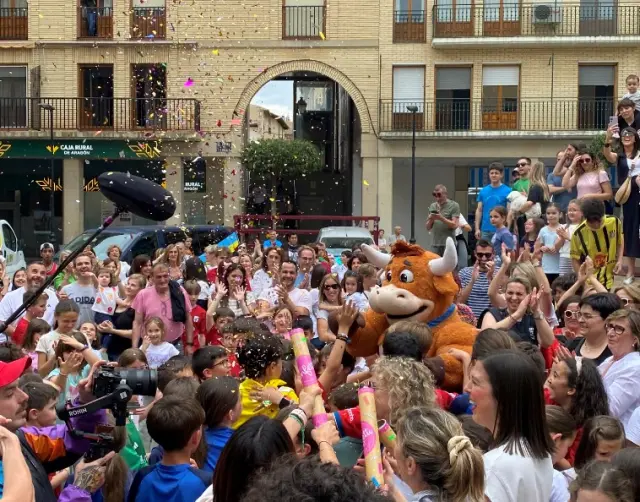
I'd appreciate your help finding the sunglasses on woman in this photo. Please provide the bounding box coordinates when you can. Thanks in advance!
[564,310,580,319]
[620,297,631,306]
[324,284,340,290]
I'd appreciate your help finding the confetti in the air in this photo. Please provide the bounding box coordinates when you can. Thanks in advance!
[184,78,194,87]
[319,32,325,40]
[212,49,219,56]
[363,180,370,186]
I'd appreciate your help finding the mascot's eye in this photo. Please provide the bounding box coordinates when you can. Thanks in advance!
[385,270,392,281]
[399,270,414,283]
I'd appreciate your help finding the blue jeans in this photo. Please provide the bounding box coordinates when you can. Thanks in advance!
[86,9,97,36]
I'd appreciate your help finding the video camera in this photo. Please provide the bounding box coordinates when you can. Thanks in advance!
[56,366,157,461]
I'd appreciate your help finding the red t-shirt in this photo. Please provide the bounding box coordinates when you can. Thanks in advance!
[206,268,217,284]
[228,353,241,378]
[189,305,208,351]
[12,317,29,346]
[206,326,223,347]
[45,263,58,277]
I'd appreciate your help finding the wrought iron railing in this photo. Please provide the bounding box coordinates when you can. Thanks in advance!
[282,5,325,39]
[78,7,113,39]
[393,10,426,42]
[131,7,166,39]
[0,97,201,131]
[0,7,28,40]
[380,98,615,132]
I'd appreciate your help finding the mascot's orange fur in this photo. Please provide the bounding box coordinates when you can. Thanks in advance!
[348,238,476,391]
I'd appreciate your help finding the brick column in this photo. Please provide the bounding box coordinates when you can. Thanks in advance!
[62,158,84,244]
[164,157,184,225]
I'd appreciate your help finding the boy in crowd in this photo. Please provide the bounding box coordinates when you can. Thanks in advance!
[570,199,623,290]
[192,345,231,381]
[623,74,640,111]
[207,307,235,346]
[184,280,208,349]
[22,381,58,427]
[12,291,48,346]
[129,396,209,502]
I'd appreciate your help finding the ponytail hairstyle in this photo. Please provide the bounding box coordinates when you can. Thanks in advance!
[569,461,634,502]
[545,405,577,461]
[471,328,516,363]
[395,406,485,502]
[611,448,640,501]
[562,357,609,427]
[102,412,129,502]
[574,416,626,469]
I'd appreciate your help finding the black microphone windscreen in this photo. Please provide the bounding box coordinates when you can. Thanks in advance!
[98,172,176,222]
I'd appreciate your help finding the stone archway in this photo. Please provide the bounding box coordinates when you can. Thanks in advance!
[233,59,374,134]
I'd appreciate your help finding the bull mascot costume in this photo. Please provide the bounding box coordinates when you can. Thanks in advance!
[348,237,476,391]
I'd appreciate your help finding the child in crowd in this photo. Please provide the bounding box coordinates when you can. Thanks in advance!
[92,267,119,326]
[538,203,564,285]
[22,381,59,427]
[327,382,362,468]
[569,461,634,502]
[521,217,545,253]
[36,300,80,377]
[141,317,179,369]
[192,345,231,381]
[357,263,377,295]
[184,280,208,350]
[12,291,48,346]
[206,307,236,346]
[129,396,210,502]
[234,332,298,429]
[79,321,105,359]
[546,405,578,502]
[574,415,625,470]
[557,199,583,275]
[342,271,367,312]
[220,324,242,378]
[490,206,515,266]
[623,73,640,111]
[196,376,242,472]
[21,318,50,371]
[46,330,101,409]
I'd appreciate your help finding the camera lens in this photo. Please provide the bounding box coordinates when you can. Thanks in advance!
[116,368,157,397]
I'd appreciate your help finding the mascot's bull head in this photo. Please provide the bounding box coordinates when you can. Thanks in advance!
[360,238,458,325]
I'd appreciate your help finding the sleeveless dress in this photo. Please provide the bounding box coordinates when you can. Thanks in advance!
[617,154,640,258]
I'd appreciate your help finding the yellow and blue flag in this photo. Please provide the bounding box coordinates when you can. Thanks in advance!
[217,231,239,252]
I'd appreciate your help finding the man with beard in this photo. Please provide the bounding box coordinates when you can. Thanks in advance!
[458,240,497,319]
[550,143,582,213]
[294,245,315,290]
[257,260,312,317]
[0,261,58,341]
[0,357,110,501]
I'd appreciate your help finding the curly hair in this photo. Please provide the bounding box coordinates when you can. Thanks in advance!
[372,356,435,427]
[563,357,609,427]
[239,454,392,502]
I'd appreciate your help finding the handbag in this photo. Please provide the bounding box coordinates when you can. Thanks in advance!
[615,176,632,205]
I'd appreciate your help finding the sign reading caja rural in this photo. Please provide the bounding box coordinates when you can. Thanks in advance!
[0,140,162,160]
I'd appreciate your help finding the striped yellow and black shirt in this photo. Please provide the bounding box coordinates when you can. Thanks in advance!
[570,215,622,289]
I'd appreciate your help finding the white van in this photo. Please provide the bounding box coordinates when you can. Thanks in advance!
[317,226,375,258]
[0,220,26,277]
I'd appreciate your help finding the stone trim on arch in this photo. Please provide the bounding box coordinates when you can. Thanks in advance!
[233,59,374,134]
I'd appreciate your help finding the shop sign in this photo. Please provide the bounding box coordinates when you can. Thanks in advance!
[215,141,232,153]
[0,139,162,160]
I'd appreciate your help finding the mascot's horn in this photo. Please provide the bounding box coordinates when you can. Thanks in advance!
[429,237,458,276]
[361,244,392,268]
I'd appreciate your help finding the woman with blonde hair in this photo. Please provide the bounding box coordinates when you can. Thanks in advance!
[511,161,551,228]
[562,150,613,202]
[615,282,640,309]
[157,244,183,280]
[387,406,485,502]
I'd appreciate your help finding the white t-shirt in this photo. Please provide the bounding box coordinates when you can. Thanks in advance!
[483,443,553,502]
[118,262,131,283]
[258,287,312,314]
[62,282,97,326]
[0,286,59,341]
[92,286,118,315]
[625,407,640,446]
[144,342,179,369]
[35,329,65,358]
[549,469,571,502]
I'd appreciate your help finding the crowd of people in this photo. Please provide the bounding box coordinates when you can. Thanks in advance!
[1,83,640,501]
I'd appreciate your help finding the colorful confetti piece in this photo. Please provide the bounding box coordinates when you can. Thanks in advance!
[184,78,194,87]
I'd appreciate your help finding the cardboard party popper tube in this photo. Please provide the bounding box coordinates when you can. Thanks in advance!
[358,386,383,487]
[378,419,397,451]
[289,328,328,427]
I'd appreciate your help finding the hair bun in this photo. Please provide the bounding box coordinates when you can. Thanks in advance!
[447,435,472,463]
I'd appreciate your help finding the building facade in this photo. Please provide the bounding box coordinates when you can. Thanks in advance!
[0,0,636,249]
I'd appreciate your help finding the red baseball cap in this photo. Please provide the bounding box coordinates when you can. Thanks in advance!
[0,357,31,388]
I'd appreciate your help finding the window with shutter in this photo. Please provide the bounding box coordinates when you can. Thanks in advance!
[578,65,615,130]
[481,66,519,130]
[392,66,425,130]
[435,67,471,131]
[0,66,27,128]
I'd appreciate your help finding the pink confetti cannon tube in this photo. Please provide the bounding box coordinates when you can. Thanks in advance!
[359,386,383,487]
[289,328,328,427]
[378,419,397,451]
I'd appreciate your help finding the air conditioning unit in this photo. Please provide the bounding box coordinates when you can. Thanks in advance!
[533,3,562,24]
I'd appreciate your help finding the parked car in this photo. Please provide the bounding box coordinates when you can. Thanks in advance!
[60,225,232,263]
[0,219,26,277]
[316,226,375,258]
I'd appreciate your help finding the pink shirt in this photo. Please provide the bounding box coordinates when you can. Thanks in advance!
[132,286,192,343]
[577,170,610,199]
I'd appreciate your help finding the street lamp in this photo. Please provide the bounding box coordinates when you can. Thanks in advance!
[39,103,56,245]
[296,97,307,114]
[406,105,418,244]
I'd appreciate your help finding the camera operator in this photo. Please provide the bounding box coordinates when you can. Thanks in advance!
[0,356,110,502]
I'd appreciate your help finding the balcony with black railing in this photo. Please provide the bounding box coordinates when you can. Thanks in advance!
[282,5,325,39]
[380,99,615,134]
[131,7,166,39]
[0,97,200,132]
[0,7,28,40]
[432,3,640,39]
[394,10,426,42]
[78,7,113,39]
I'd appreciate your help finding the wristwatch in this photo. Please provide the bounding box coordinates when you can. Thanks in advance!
[336,333,350,344]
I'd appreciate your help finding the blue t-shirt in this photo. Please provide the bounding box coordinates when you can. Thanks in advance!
[538,226,561,274]
[547,173,576,213]
[477,184,512,232]
[204,426,234,473]
[129,463,210,502]
[492,227,515,264]
[263,239,282,249]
